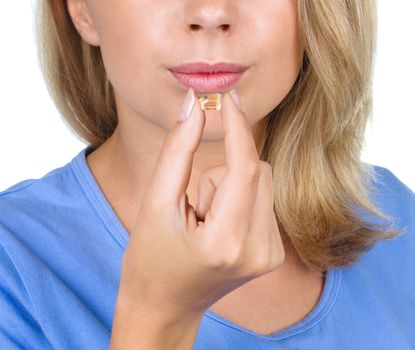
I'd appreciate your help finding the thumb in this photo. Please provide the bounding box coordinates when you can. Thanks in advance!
[145,88,206,209]
[195,165,227,222]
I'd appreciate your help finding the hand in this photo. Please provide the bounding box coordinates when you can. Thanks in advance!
[119,88,285,316]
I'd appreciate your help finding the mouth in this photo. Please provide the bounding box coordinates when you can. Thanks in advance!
[168,61,249,93]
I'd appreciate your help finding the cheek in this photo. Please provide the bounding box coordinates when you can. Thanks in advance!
[242,17,302,126]
[98,14,152,90]
[263,28,302,100]
[98,15,179,127]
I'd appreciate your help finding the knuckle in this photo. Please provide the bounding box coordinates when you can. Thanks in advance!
[249,237,285,275]
[243,160,261,183]
[260,161,273,176]
[250,250,270,274]
[223,246,243,267]
[198,171,210,186]
[164,134,184,152]
[269,246,286,270]
[147,197,167,213]
[265,231,286,271]
[206,243,243,270]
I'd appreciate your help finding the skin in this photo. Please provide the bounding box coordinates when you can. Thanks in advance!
[67,0,324,336]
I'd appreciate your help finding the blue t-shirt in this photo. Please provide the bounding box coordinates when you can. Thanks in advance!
[1,145,414,349]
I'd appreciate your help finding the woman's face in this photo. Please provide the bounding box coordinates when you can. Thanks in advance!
[70,0,303,140]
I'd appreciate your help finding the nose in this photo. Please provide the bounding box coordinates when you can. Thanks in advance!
[186,0,234,35]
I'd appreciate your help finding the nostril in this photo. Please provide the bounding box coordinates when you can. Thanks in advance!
[190,24,202,30]
[189,24,230,31]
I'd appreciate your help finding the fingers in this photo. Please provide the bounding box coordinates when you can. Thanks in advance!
[244,162,283,271]
[223,90,260,170]
[195,165,227,221]
[207,90,261,231]
[145,88,206,209]
[145,87,261,238]
[247,163,275,243]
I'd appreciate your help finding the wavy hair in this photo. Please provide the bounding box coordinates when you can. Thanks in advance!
[35,0,403,272]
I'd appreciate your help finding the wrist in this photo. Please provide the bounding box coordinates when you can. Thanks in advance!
[110,285,205,350]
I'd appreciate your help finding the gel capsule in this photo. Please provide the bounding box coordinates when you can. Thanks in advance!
[198,93,223,111]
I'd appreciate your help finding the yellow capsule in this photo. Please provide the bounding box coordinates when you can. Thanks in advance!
[198,93,223,111]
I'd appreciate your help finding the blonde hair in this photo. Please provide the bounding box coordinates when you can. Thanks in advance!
[35,0,403,272]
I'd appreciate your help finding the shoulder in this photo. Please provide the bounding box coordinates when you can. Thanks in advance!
[0,161,78,252]
[368,164,415,231]
[357,164,415,273]
[0,162,73,206]
[0,160,80,298]
[0,155,87,217]
[0,147,90,226]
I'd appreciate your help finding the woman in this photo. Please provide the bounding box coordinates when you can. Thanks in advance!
[0,0,414,349]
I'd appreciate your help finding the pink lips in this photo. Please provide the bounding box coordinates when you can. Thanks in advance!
[169,62,248,93]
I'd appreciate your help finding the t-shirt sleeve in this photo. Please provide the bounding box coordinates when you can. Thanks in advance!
[378,166,415,229]
[0,244,52,349]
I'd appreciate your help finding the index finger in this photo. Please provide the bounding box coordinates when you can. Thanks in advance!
[207,90,261,230]
[144,88,206,208]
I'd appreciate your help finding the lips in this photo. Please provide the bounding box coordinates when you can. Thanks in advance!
[168,61,248,93]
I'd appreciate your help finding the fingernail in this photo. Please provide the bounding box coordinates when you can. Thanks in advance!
[179,88,195,122]
[230,89,243,111]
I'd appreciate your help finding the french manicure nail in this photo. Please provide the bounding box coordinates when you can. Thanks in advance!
[179,88,195,122]
[230,89,243,111]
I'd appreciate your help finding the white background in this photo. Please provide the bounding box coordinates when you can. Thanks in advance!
[0,1,414,192]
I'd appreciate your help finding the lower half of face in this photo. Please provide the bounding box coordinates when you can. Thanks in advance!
[90,0,303,141]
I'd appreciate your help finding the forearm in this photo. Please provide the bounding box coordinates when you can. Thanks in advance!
[109,289,204,350]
